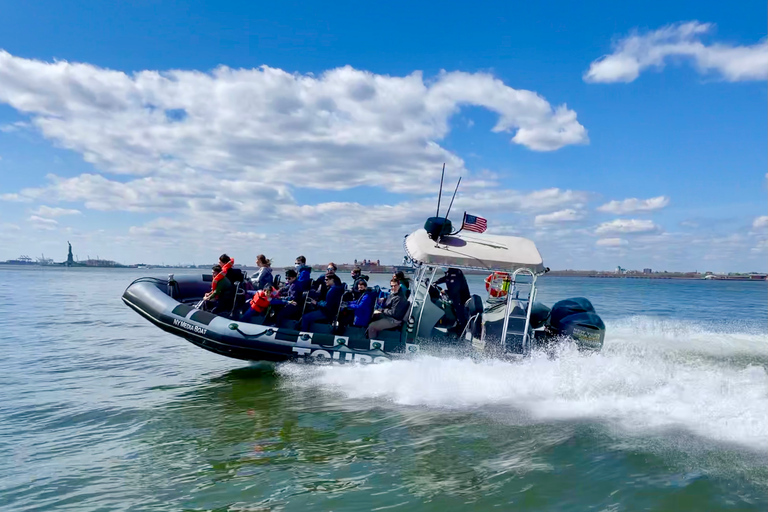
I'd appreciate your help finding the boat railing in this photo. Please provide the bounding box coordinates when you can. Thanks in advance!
[500,269,537,353]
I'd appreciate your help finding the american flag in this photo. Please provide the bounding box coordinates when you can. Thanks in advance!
[462,213,487,233]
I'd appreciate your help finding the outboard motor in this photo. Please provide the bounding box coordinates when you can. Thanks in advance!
[464,294,484,339]
[548,297,605,351]
[528,302,551,329]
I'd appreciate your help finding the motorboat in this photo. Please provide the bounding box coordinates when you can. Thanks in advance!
[122,221,605,364]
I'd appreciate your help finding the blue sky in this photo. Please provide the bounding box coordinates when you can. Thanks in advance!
[0,1,766,271]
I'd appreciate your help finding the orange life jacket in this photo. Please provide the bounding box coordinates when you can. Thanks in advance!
[212,258,234,292]
[249,289,271,313]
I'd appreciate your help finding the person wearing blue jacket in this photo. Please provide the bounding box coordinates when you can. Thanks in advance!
[344,279,377,327]
[294,255,313,294]
[271,269,303,326]
[300,274,345,330]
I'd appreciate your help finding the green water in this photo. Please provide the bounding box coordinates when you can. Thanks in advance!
[0,268,766,511]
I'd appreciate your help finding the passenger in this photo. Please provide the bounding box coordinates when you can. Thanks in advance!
[310,262,337,301]
[271,269,303,326]
[366,278,409,339]
[300,274,345,331]
[340,279,377,328]
[240,285,273,323]
[434,268,471,334]
[250,254,273,291]
[219,253,244,285]
[349,267,370,299]
[393,271,411,298]
[203,264,234,314]
[294,255,313,293]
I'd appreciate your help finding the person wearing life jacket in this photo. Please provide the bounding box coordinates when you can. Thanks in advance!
[434,267,471,335]
[203,264,235,314]
[239,285,273,323]
[300,274,345,331]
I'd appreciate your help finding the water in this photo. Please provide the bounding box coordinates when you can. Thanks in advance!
[1,267,766,511]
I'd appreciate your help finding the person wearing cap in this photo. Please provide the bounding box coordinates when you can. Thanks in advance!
[350,267,369,298]
[270,269,303,326]
[434,267,471,334]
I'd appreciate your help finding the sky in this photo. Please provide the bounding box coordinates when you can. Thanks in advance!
[0,1,766,272]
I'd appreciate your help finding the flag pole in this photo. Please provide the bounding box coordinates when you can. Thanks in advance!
[451,211,466,235]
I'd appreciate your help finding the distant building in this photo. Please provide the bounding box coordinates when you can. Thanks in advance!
[615,266,625,274]
[643,268,652,274]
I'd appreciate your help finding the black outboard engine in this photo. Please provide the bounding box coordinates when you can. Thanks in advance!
[529,302,551,329]
[547,297,605,351]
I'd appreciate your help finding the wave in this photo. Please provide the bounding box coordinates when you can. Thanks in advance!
[279,321,768,452]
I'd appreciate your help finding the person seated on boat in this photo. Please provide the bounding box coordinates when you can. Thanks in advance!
[434,267,471,335]
[300,274,345,330]
[239,285,273,323]
[218,253,245,286]
[393,271,411,298]
[310,262,337,301]
[366,278,409,339]
[294,255,313,293]
[249,254,273,291]
[351,266,369,284]
[270,269,303,326]
[339,279,377,328]
[203,264,235,314]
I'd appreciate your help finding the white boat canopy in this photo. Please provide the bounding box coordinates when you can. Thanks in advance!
[404,229,545,273]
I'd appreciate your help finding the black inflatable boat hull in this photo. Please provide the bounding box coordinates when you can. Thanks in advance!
[122,276,417,364]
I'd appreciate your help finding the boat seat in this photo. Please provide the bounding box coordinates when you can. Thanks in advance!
[343,326,367,341]
[308,322,334,334]
[243,313,267,325]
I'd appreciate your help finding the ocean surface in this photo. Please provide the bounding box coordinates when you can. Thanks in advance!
[0,267,766,512]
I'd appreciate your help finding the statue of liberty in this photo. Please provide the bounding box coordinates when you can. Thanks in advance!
[66,241,74,266]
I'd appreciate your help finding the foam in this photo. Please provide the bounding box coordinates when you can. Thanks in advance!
[279,320,768,452]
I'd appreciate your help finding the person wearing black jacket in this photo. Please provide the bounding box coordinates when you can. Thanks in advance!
[366,279,409,338]
[434,267,471,334]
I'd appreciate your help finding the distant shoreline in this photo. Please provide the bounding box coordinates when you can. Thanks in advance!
[1,262,765,280]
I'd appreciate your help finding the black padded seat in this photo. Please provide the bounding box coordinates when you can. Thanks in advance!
[308,322,334,334]
[343,326,367,340]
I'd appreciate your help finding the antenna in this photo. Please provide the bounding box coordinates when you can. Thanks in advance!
[444,177,461,221]
[435,163,445,217]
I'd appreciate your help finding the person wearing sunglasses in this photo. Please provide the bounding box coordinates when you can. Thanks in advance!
[310,262,338,302]
[300,274,344,331]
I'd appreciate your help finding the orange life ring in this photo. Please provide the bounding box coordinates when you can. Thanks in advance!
[485,272,511,298]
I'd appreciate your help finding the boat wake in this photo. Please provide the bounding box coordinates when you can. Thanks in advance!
[279,316,768,453]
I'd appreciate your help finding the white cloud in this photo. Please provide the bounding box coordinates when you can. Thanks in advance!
[28,215,58,230]
[585,21,768,83]
[596,238,629,247]
[534,208,584,226]
[595,219,660,236]
[752,216,768,229]
[0,51,587,198]
[31,205,81,217]
[597,196,669,214]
